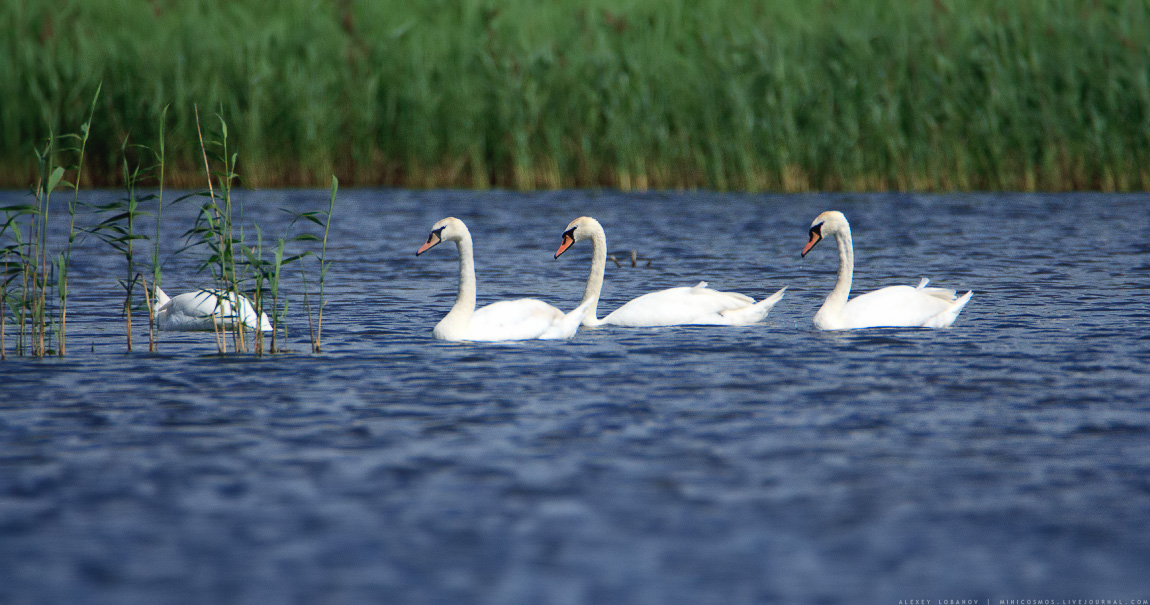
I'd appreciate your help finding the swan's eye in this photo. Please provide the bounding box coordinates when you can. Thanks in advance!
[809,222,823,237]
[563,227,576,240]
[427,226,445,243]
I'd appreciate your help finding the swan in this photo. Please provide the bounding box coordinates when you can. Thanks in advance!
[554,216,786,327]
[416,217,592,342]
[152,287,272,332]
[801,210,972,330]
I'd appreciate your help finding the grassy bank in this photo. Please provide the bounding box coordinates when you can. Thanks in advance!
[3,0,1149,191]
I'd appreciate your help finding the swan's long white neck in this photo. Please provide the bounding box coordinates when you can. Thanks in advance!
[580,225,608,326]
[442,234,477,330]
[818,225,854,320]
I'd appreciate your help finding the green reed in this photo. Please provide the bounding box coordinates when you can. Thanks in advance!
[0,195,34,358]
[1,128,70,358]
[185,108,249,353]
[1,156,39,358]
[3,0,1148,191]
[242,223,311,355]
[242,228,275,355]
[31,138,64,356]
[87,102,167,354]
[0,85,100,359]
[56,83,101,356]
[174,110,337,356]
[89,135,156,352]
[291,176,337,354]
[147,105,168,352]
[2,87,339,359]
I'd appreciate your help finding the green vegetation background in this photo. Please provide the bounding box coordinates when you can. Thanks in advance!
[3,0,1149,191]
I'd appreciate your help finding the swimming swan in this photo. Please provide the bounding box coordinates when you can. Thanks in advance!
[801,210,971,330]
[554,216,785,327]
[152,287,272,332]
[416,217,592,342]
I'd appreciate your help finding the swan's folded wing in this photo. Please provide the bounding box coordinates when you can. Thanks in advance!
[467,299,567,341]
[161,291,232,331]
[699,287,755,306]
[603,285,759,326]
[840,285,961,328]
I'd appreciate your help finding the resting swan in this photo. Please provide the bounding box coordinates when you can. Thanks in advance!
[801,210,972,330]
[416,217,592,342]
[152,287,272,332]
[555,216,786,327]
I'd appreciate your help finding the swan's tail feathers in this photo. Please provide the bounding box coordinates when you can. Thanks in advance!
[718,286,786,325]
[923,287,958,300]
[153,286,171,311]
[915,278,958,300]
[543,298,596,340]
[240,295,273,332]
[926,290,973,328]
[233,293,273,332]
[691,281,709,291]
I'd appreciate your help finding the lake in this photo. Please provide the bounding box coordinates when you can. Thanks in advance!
[1,189,1149,604]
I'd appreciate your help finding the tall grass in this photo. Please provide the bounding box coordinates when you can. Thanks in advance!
[28,138,64,356]
[56,83,100,356]
[293,176,337,354]
[2,99,339,359]
[1,124,74,358]
[147,105,168,352]
[184,108,250,354]
[0,85,99,359]
[2,0,1148,191]
[89,135,156,352]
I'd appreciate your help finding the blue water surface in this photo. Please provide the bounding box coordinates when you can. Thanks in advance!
[1,189,1149,604]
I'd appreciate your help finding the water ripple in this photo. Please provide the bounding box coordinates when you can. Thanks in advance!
[2,191,1150,601]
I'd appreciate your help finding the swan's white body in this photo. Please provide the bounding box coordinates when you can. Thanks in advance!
[802,210,972,330]
[152,287,272,332]
[417,217,591,342]
[555,216,785,327]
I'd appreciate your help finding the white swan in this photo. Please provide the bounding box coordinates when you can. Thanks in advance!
[416,217,592,342]
[554,216,786,327]
[152,287,272,332]
[801,210,972,330]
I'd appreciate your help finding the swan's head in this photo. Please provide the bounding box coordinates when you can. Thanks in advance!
[802,210,849,257]
[416,217,469,256]
[555,216,602,259]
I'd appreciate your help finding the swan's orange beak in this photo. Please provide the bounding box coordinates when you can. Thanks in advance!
[416,232,441,256]
[801,225,823,258]
[555,231,575,259]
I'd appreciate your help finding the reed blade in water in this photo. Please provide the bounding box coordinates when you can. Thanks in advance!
[56,84,102,357]
[147,104,168,353]
[185,109,250,353]
[0,200,38,358]
[3,133,70,358]
[88,136,155,352]
[291,175,337,354]
[242,227,304,354]
[181,109,285,354]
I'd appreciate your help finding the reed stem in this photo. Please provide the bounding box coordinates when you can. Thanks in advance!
[193,104,226,354]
